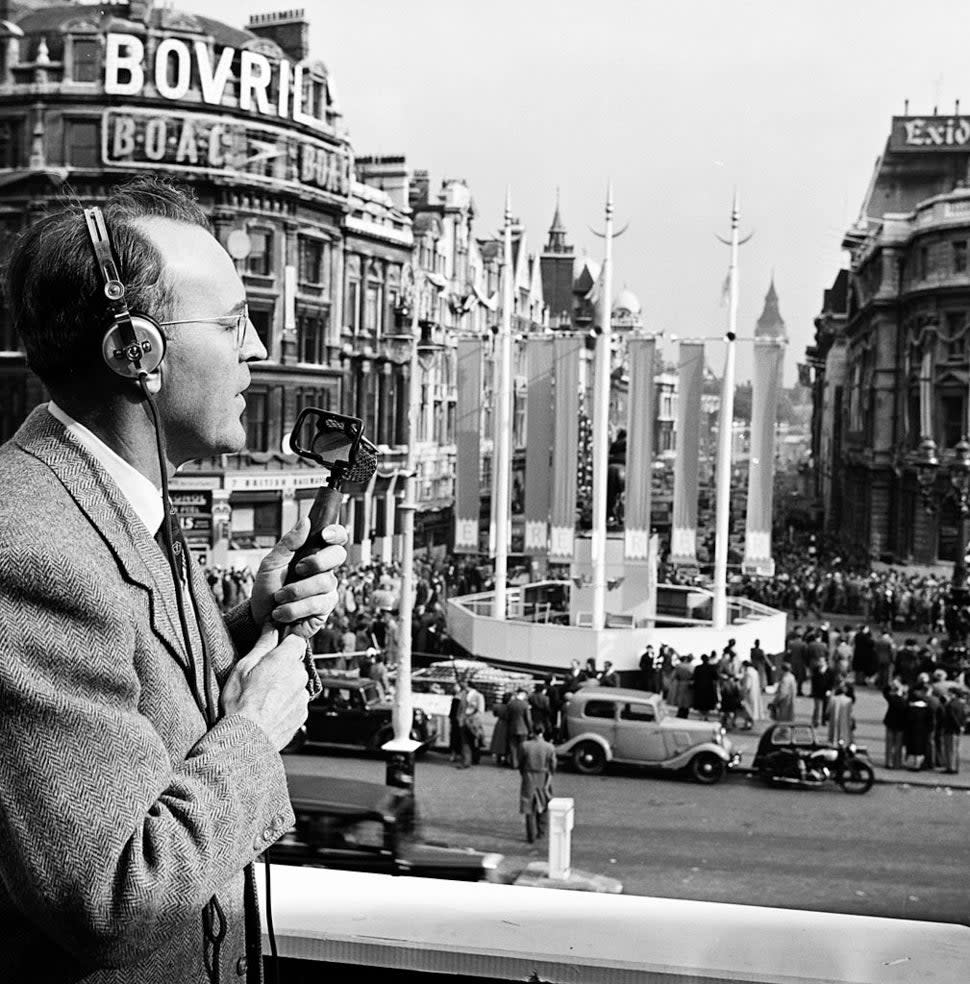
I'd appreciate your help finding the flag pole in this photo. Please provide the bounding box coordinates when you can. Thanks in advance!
[712,191,740,630]
[492,188,514,620]
[591,183,614,632]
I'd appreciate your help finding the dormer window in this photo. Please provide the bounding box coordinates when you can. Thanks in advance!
[71,38,99,83]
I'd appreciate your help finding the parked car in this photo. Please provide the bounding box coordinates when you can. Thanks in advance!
[269,775,503,881]
[558,688,740,783]
[284,675,436,754]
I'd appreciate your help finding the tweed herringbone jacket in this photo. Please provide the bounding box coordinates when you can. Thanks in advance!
[0,407,293,983]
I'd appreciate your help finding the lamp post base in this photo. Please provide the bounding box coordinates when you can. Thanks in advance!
[382,736,423,791]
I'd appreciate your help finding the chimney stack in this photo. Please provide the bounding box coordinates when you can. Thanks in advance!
[248,9,310,63]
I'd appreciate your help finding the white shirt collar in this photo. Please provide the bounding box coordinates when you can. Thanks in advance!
[47,401,165,536]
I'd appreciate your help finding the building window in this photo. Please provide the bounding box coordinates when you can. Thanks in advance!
[245,229,273,277]
[244,388,268,451]
[71,37,99,83]
[919,246,929,280]
[298,237,328,286]
[248,306,272,351]
[65,119,99,167]
[0,120,23,168]
[939,393,965,448]
[945,312,966,360]
[364,285,381,334]
[954,240,968,274]
[298,310,328,364]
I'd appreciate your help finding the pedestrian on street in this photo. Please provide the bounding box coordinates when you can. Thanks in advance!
[489,691,512,766]
[939,690,967,774]
[456,677,486,768]
[518,728,557,844]
[770,663,797,723]
[504,688,533,768]
[599,660,619,687]
[882,676,909,769]
[809,651,834,728]
[669,654,694,719]
[639,644,661,693]
[903,686,933,771]
[739,660,764,726]
[827,684,855,745]
[691,653,719,722]
[527,679,553,738]
[448,682,463,763]
[786,631,808,697]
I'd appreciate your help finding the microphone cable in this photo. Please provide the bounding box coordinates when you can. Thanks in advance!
[138,374,228,984]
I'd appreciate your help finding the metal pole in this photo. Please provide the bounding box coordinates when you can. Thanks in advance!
[492,189,514,620]
[385,271,421,788]
[713,191,740,630]
[591,184,614,632]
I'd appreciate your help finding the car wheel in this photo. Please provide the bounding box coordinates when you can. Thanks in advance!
[689,752,725,784]
[282,727,306,754]
[839,760,874,794]
[571,741,606,775]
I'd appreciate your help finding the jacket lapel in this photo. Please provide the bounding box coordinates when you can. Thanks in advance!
[15,408,191,671]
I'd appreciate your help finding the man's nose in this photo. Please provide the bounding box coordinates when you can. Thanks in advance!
[240,317,268,361]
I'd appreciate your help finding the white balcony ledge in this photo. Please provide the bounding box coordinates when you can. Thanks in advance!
[258,862,970,983]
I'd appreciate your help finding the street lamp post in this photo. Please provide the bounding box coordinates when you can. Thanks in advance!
[916,434,970,675]
[382,271,443,790]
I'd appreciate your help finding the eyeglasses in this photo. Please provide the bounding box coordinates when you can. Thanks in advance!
[159,307,250,349]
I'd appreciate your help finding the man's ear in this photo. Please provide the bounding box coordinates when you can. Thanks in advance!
[140,364,163,396]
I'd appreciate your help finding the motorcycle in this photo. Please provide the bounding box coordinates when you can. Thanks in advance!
[751,722,875,794]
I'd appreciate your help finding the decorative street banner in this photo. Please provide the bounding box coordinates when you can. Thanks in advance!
[670,341,704,566]
[524,336,554,554]
[455,337,484,553]
[549,335,583,561]
[743,341,784,575]
[624,336,656,561]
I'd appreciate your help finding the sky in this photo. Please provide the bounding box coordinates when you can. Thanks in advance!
[196,0,970,384]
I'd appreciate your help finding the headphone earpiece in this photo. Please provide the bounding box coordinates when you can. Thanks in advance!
[83,206,166,383]
[101,314,166,379]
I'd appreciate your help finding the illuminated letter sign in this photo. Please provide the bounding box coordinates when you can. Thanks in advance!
[103,32,328,129]
[104,33,144,96]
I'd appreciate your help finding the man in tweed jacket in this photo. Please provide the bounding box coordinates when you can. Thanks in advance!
[0,179,348,982]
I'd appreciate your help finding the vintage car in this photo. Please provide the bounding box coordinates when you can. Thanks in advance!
[269,775,503,881]
[558,688,740,783]
[284,675,436,754]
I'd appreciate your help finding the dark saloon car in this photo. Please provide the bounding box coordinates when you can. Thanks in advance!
[269,775,503,881]
[285,675,436,754]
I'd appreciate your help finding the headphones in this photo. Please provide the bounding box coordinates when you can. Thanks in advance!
[83,206,166,380]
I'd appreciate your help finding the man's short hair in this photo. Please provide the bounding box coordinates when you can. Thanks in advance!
[5,175,211,389]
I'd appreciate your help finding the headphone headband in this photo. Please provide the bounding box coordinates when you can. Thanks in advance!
[83,205,165,378]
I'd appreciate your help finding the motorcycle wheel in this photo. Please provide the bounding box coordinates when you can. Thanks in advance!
[839,759,874,794]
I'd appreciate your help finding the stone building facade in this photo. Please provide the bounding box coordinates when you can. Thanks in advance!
[814,112,970,564]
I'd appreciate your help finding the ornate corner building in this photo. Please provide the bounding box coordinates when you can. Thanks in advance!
[0,0,494,566]
[812,111,970,564]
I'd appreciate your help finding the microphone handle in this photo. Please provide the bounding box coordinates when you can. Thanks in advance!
[285,485,343,584]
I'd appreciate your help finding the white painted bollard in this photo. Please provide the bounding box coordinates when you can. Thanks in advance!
[547,797,574,880]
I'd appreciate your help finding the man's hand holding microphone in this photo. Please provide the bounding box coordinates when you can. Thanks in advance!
[221,518,348,749]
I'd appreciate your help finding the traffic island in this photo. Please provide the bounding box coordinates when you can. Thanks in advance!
[513,860,623,893]
[511,797,623,893]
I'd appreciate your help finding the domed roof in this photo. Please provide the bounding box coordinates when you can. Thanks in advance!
[613,287,641,317]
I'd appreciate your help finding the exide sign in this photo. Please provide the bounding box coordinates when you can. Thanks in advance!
[890,116,970,151]
[104,33,324,129]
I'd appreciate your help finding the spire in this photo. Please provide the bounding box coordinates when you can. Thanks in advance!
[755,275,787,340]
[544,188,571,254]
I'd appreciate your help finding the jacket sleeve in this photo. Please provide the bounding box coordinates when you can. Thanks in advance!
[0,547,293,969]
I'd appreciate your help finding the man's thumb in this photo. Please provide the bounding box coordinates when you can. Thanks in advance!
[236,622,280,675]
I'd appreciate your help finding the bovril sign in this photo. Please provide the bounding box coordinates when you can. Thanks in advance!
[102,33,351,196]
